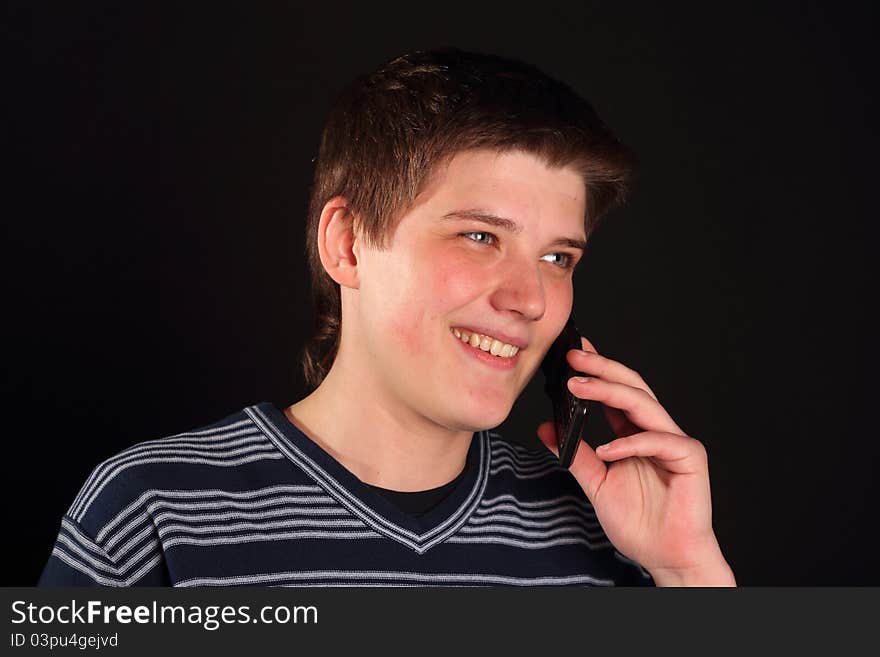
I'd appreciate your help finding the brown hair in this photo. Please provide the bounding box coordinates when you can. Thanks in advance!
[302,48,637,389]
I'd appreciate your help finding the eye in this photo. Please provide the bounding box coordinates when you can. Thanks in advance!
[460,232,577,270]
[541,252,575,269]
[461,231,496,245]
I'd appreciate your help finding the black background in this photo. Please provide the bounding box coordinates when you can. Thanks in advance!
[3,1,876,585]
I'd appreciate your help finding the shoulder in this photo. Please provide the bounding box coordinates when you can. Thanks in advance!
[482,430,654,586]
[484,430,584,498]
[66,406,283,537]
[482,430,594,525]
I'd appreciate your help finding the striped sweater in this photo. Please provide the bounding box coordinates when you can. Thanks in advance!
[38,402,654,587]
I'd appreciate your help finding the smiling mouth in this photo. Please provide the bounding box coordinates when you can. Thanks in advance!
[451,328,520,359]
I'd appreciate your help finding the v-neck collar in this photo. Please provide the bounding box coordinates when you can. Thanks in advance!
[245,402,490,554]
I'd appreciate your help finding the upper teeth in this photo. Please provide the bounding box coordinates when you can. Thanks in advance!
[452,328,520,358]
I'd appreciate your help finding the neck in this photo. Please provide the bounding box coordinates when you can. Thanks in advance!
[285,352,473,492]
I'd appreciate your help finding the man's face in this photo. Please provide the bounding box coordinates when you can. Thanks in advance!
[348,148,587,432]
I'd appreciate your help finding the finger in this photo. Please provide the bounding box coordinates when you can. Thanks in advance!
[596,432,707,475]
[579,336,599,353]
[567,348,658,402]
[569,441,611,502]
[568,351,657,436]
[570,338,662,436]
[537,421,608,501]
[568,376,683,436]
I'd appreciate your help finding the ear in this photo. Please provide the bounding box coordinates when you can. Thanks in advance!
[316,196,361,289]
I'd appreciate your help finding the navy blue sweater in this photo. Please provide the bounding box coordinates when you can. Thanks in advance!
[38,403,653,586]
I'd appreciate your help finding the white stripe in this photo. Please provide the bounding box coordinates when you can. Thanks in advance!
[107,432,268,456]
[480,494,593,510]
[50,547,125,586]
[447,535,613,551]
[75,442,281,520]
[489,450,553,468]
[159,418,253,438]
[51,546,163,586]
[473,501,596,520]
[488,448,558,470]
[96,485,324,541]
[490,442,555,465]
[63,534,159,578]
[458,523,606,541]
[96,485,326,543]
[108,526,157,562]
[85,443,276,463]
[491,438,554,458]
[489,462,566,479]
[75,451,284,521]
[279,583,426,588]
[489,454,563,475]
[60,518,113,559]
[102,494,338,551]
[163,530,383,550]
[175,569,613,587]
[157,518,368,538]
[153,506,352,525]
[147,495,336,511]
[60,518,162,579]
[97,486,333,541]
[110,507,362,562]
[132,425,261,446]
[68,421,257,515]
[88,440,274,466]
[126,554,166,585]
[112,538,163,578]
[54,535,120,576]
[466,512,600,529]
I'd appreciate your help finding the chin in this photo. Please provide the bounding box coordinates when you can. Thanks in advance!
[455,399,513,432]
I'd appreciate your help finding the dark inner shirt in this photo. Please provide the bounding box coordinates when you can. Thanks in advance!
[364,467,468,517]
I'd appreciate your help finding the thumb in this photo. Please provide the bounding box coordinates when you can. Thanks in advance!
[537,421,608,503]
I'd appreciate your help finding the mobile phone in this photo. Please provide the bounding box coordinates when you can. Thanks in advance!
[540,317,591,469]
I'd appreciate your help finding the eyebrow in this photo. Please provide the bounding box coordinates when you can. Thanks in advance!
[441,209,587,251]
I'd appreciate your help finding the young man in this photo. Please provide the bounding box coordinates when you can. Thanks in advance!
[39,49,735,587]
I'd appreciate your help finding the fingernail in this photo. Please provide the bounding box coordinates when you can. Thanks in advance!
[575,376,591,383]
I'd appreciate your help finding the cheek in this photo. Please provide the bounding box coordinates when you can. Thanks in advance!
[387,315,420,357]
[543,283,575,345]
[545,284,574,330]
[548,281,574,319]
[385,250,479,357]
[424,253,481,310]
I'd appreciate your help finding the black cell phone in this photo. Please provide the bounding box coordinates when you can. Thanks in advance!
[540,317,591,469]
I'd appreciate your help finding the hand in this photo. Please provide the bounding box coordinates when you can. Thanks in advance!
[536,337,735,586]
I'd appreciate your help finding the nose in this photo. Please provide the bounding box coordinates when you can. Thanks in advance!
[489,258,546,321]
